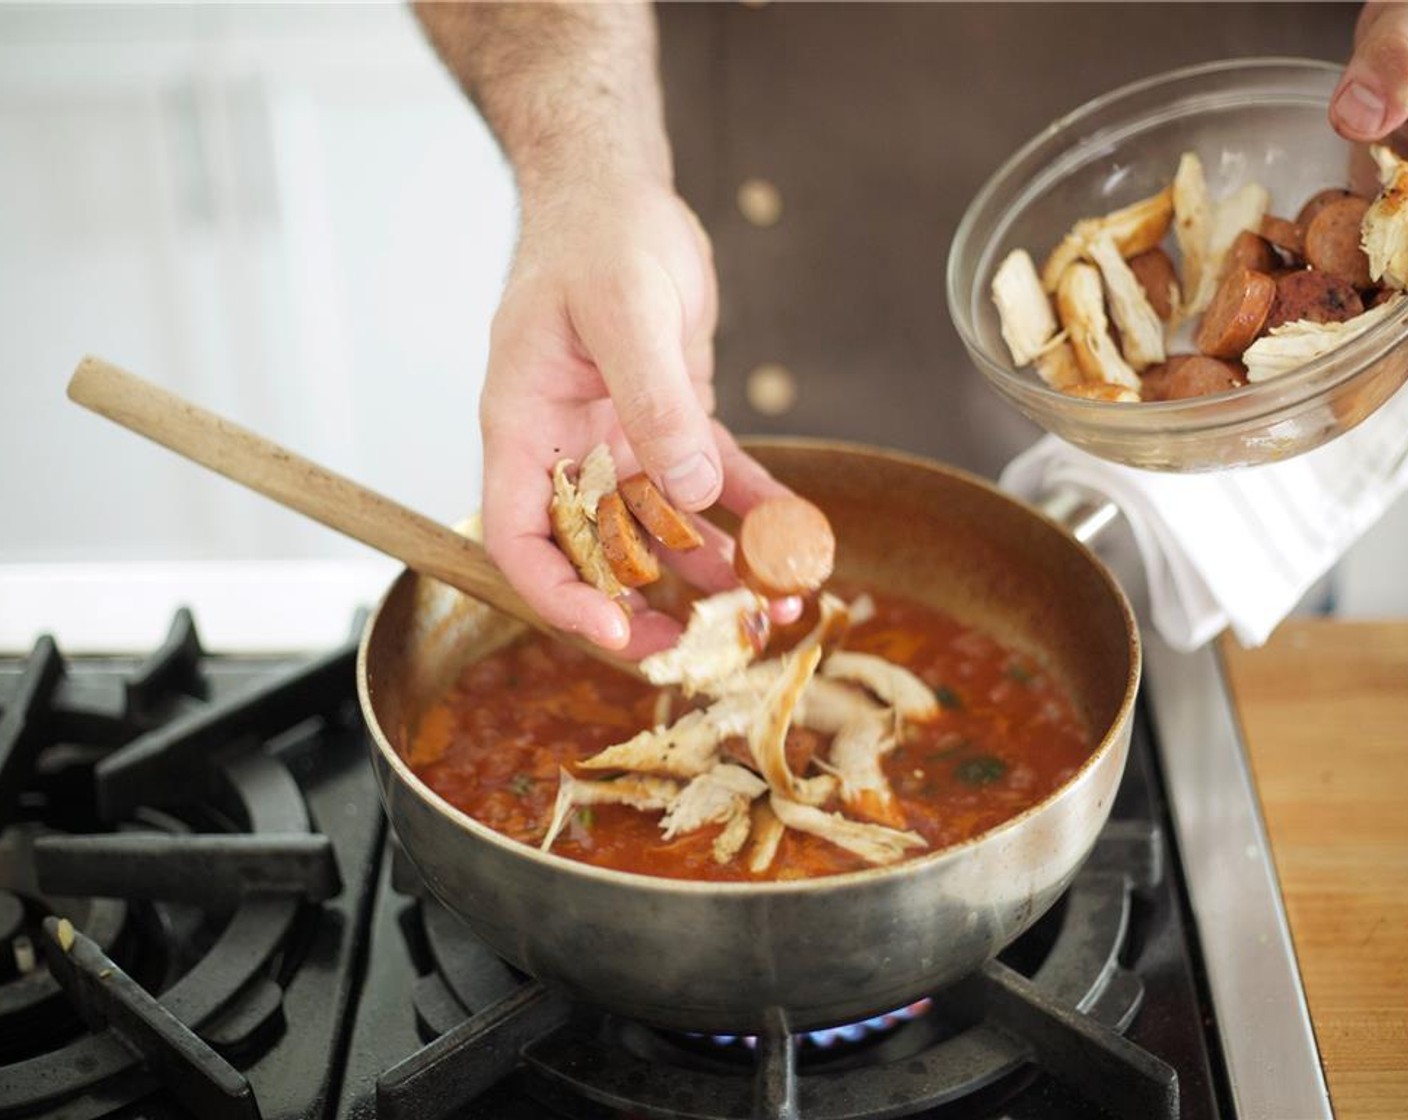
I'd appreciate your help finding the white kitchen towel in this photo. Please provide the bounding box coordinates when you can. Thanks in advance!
[1001,385,1408,651]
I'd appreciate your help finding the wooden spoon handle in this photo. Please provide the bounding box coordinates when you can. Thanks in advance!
[67,356,640,676]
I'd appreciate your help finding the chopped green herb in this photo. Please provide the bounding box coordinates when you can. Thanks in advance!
[1005,663,1034,684]
[933,685,964,710]
[955,755,1007,786]
[577,807,596,829]
[507,773,533,797]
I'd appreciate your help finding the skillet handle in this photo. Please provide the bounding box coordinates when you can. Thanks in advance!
[1034,483,1122,546]
[66,355,645,679]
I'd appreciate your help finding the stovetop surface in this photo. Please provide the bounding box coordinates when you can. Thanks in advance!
[0,615,1231,1119]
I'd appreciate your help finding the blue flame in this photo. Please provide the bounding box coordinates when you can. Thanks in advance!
[707,998,932,1051]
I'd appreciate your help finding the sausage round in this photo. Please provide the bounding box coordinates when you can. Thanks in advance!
[1264,269,1364,331]
[1295,187,1360,229]
[1139,354,1193,402]
[1303,196,1373,288]
[1163,356,1246,401]
[1195,267,1276,359]
[1259,214,1306,261]
[1127,248,1181,320]
[617,473,704,551]
[736,496,836,597]
[596,491,661,589]
[1226,230,1279,274]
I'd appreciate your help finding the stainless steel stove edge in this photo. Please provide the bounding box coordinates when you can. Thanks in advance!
[1143,633,1332,1120]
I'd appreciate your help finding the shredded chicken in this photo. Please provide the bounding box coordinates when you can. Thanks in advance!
[747,801,787,874]
[769,795,926,866]
[1033,338,1083,390]
[1087,232,1165,370]
[826,710,906,829]
[575,444,617,524]
[661,763,768,865]
[747,643,826,803]
[794,675,885,735]
[1242,295,1406,382]
[1172,151,1213,320]
[1064,383,1141,403]
[548,453,625,599]
[992,248,1058,365]
[578,708,729,779]
[541,769,681,853]
[848,593,877,627]
[1194,182,1271,315]
[544,589,936,869]
[640,588,769,696]
[1364,143,1408,290]
[821,651,939,724]
[1056,263,1141,391]
[794,592,856,660]
[1039,186,1175,292]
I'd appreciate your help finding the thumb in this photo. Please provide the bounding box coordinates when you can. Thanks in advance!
[574,255,722,511]
[1332,3,1408,141]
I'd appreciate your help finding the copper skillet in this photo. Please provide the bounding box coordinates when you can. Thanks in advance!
[360,439,1140,1033]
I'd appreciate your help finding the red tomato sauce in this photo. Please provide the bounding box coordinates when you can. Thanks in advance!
[407,589,1094,882]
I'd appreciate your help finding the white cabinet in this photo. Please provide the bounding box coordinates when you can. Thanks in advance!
[0,5,515,566]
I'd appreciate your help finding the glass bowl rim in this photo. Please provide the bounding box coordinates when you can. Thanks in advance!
[946,55,1408,435]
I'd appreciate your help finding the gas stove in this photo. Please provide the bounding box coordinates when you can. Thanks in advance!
[0,604,1327,1119]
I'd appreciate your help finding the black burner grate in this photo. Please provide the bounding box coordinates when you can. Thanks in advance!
[0,611,379,1120]
[379,822,1178,1120]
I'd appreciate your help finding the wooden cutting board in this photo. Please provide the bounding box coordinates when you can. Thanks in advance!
[1220,620,1408,1120]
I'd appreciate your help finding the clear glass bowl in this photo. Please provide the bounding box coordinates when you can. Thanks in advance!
[947,58,1408,472]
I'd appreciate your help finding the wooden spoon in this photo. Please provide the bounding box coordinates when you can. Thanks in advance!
[67,356,643,678]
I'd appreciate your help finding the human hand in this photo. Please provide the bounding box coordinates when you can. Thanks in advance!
[1332,3,1408,142]
[479,177,795,657]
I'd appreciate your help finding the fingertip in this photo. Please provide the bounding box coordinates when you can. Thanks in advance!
[1331,77,1390,140]
[769,595,805,625]
[585,601,632,650]
[616,610,686,660]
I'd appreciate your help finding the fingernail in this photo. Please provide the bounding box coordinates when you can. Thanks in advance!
[598,607,629,649]
[771,595,804,625]
[1334,81,1386,136]
[662,453,720,509]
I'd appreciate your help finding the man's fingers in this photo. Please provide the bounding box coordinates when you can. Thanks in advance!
[481,431,631,650]
[575,254,723,512]
[713,421,794,515]
[658,515,738,592]
[1332,3,1408,141]
[615,609,686,660]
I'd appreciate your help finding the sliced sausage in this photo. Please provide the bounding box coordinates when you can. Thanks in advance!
[1195,267,1276,359]
[1226,230,1279,274]
[617,473,704,551]
[1303,195,1373,287]
[1259,214,1306,261]
[595,491,661,588]
[1264,269,1364,331]
[1163,356,1246,401]
[1294,187,1360,228]
[1127,248,1181,320]
[1140,354,1193,402]
[736,496,835,597]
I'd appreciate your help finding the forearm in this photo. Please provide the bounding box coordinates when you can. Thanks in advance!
[414,1,671,201]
